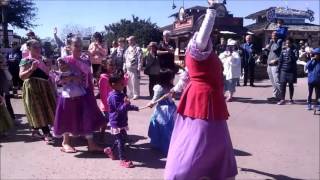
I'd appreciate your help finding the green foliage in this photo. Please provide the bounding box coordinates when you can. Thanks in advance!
[0,0,37,30]
[104,15,162,47]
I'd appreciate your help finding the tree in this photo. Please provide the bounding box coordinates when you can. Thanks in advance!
[59,24,95,40]
[0,0,37,29]
[104,15,162,47]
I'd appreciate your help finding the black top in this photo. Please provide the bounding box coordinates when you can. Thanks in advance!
[19,58,49,80]
[278,48,298,73]
[158,40,176,72]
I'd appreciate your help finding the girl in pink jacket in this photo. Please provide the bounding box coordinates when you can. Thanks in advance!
[99,58,115,133]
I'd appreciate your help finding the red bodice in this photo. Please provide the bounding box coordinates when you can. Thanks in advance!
[177,52,229,120]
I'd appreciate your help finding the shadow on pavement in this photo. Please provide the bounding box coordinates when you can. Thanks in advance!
[232,97,277,104]
[127,143,166,169]
[0,122,43,143]
[15,113,26,120]
[72,134,147,159]
[137,96,152,100]
[234,149,252,156]
[240,168,303,180]
[74,150,107,158]
[250,84,272,88]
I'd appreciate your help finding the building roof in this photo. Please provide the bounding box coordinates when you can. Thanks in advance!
[246,7,315,22]
[246,22,320,32]
[245,7,275,19]
[159,24,173,32]
[266,23,320,32]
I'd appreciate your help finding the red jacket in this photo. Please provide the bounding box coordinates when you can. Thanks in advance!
[177,52,229,120]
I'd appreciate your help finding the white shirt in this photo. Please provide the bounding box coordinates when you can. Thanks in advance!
[219,51,241,80]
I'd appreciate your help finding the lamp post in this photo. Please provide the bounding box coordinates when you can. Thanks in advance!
[1,0,10,48]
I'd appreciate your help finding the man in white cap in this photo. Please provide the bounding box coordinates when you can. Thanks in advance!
[123,36,142,100]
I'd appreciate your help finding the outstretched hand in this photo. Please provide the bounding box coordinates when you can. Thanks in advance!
[124,97,131,105]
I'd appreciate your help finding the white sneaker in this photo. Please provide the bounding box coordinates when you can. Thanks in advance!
[132,95,139,100]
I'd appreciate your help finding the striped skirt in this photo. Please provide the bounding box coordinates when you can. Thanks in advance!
[22,78,56,128]
[0,103,14,133]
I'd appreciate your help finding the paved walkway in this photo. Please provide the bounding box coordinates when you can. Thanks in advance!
[1,75,319,179]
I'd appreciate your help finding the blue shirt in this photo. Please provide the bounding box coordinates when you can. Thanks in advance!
[306,59,320,84]
[276,26,288,39]
[108,90,139,128]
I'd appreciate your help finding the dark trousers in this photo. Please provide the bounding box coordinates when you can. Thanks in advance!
[8,61,23,90]
[243,64,255,85]
[148,75,160,97]
[112,129,128,160]
[92,64,101,79]
[33,126,51,135]
[7,61,23,88]
[280,82,294,100]
[4,93,15,119]
[307,83,320,105]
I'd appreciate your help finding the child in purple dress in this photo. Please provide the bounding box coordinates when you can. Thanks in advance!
[103,71,139,168]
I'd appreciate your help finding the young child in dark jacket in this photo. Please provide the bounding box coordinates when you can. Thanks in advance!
[306,48,320,111]
[277,38,298,105]
[103,71,139,168]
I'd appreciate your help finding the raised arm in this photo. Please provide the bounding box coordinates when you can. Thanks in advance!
[53,28,65,48]
[187,7,217,61]
[195,8,216,51]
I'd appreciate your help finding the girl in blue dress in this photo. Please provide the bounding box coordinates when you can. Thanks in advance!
[147,69,176,154]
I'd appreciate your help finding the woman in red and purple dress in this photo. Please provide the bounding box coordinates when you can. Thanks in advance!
[164,2,237,180]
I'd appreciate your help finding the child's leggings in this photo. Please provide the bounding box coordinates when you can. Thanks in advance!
[307,83,320,104]
[112,129,127,160]
[280,82,294,100]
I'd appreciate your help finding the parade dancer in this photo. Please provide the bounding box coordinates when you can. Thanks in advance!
[164,1,237,179]
[146,69,176,155]
[0,96,14,136]
[19,39,56,144]
[54,37,105,153]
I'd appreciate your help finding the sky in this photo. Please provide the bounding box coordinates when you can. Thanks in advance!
[13,0,320,39]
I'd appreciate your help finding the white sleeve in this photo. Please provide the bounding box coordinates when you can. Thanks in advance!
[151,85,163,103]
[195,9,217,51]
[172,68,190,93]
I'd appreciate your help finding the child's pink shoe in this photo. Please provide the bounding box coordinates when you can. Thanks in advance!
[120,160,134,168]
[104,147,115,160]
